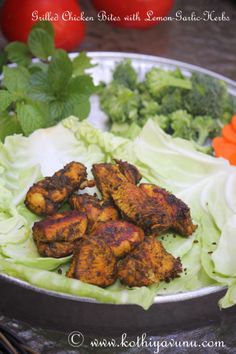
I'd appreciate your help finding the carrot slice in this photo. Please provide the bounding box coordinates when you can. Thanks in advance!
[229,152,236,166]
[231,115,236,132]
[212,136,236,159]
[222,124,236,144]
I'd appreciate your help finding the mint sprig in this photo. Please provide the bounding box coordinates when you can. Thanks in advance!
[0,21,96,141]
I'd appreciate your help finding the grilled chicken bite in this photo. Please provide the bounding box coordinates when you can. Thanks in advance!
[36,240,76,258]
[69,193,119,231]
[111,182,171,234]
[25,162,88,216]
[91,220,144,258]
[140,184,197,236]
[118,236,182,287]
[92,160,141,201]
[33,211,88,243]
[66,237,117,287]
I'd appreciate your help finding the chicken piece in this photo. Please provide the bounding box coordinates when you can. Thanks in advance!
[118,236,182,287]
[66,237,117,287]
[92,160,141,201]
[69,193,119,231]
[92,161,171,234]
[111,182,171,234]
[36,240,76,258]
[140,184,197,237]
[114,159,142,185]
[25,162,88,216]
[91,220,144,258]
[32,211,88,243]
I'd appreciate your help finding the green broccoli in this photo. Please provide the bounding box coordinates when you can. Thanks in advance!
[144,68,192,101]
[184,72,235,121]
[138,92,161,125]
[99,82,139,124]
[160,89,186,115]
[113,59,138,90]
[191,115,221,145]
[170,110,193,140]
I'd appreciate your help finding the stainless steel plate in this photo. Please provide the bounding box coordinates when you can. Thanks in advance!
[1,52,236,334]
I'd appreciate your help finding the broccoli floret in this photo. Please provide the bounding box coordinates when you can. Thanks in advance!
[152,114,170,131]
[191,115,220,145]
[113,59,138,90]
[99,82,139,124]
[185,72,234,121]
[170,110,193,139]
[160,89,186,115]
[138,92,161,126]
[144,68,192,101]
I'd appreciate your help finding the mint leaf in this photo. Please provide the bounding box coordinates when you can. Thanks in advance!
[16,102,48,135]
[0,112,22,141]
[0,91,13,112]
[73,52,95,76]
[31,20,54,37]
[0,51,8,74]
[68,75,96,96]
[2,66,30,97]
[48,50,73,93]
[5,42,31,66]
[29,71,53,101]
[72,95,90,119]
[28,28,54,59]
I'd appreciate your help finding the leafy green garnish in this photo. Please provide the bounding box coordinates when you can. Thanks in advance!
[0,21,96,141]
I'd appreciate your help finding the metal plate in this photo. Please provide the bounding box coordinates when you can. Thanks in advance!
[1,52,236,334]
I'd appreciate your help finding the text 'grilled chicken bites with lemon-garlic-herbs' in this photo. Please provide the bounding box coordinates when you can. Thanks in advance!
[25,160,197,288]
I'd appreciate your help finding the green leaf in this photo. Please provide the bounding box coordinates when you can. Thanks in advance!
[16,102,47,135]
[2,66,30,97]
[68,75,96,96]
[48,49,73,93]
[29,71,53,101]
[31,20,54,37]
[5,42,31,66]
[72,95,90,120]
[0,112,22,141]
[0,51,8,74]
[0,91,13,112]
[28,28,54,59]
[72,52,95,76]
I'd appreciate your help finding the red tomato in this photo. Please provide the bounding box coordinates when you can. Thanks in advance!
[91,0,174,28]
[0,0,85,51]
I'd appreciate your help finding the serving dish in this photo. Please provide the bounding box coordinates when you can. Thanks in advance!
[1,52,236,334]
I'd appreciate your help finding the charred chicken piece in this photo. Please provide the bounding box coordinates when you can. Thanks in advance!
[114,159,142,185]
[140,184,197,237]
[92,161,171,234]
[111,182,171,234]
[118,236,182,287]
[92,160,141,201]
[91,220,144,258]
[66,237,117,287]
[35,240,76,258]
[69,193,119,231]
[25,162,88,216]
[32,211,88,243]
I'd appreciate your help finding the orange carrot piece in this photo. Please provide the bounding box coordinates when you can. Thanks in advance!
[229,152,236,166]
[222,124,236,144]
[231,115,236,132]
[212,136,236,159]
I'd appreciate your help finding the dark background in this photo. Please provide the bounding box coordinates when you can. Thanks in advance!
[1,0,236,353]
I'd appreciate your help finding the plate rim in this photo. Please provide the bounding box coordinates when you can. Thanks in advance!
[0,51,234,306]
